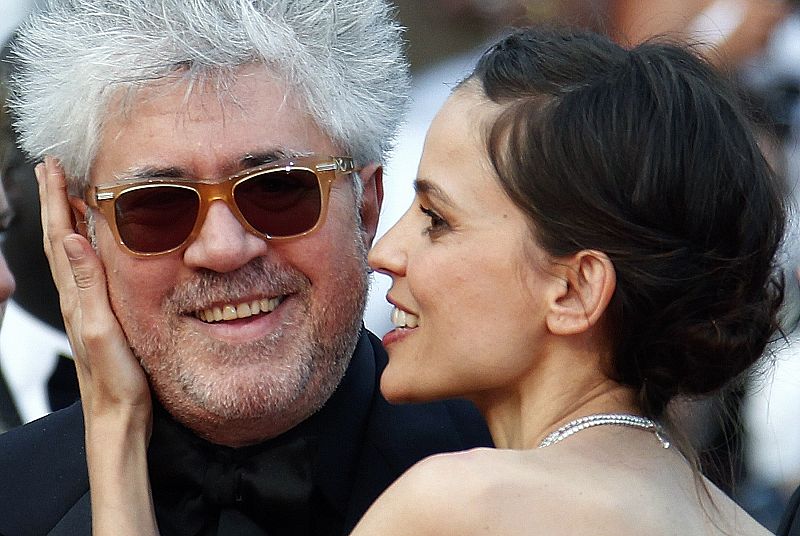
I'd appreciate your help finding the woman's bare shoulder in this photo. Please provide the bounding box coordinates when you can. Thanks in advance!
[350,447,607,535]
[351,446,773,535]
[349,448,527,535]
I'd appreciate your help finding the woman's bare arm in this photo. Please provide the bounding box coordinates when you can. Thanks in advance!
[37,157,159,536]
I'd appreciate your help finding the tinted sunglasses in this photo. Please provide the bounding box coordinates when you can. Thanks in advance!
[87,155,356,257]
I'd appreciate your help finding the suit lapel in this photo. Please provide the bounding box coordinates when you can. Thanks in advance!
[48,492,91,536]
[0,369,22,432]
[779,485,800,536]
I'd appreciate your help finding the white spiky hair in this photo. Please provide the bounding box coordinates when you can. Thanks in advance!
[8,0,410,191]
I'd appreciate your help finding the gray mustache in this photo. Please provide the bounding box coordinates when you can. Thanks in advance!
[165,258,309,314]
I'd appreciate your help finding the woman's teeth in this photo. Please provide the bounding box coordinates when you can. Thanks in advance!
[197,297,282,323]
[391,307,419,328]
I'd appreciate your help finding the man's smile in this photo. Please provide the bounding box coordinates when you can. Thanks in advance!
[196,296,285,323]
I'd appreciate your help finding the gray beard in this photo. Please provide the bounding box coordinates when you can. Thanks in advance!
[122,249,368,429]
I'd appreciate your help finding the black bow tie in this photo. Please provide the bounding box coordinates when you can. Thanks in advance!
[148,406,319,536]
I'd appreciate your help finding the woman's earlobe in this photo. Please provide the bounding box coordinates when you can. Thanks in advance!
[546,250,616,336]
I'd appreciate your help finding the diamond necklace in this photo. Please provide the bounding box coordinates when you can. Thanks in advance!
[538,413,670,449]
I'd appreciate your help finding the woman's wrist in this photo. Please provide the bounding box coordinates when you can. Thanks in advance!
[85,406,158,535]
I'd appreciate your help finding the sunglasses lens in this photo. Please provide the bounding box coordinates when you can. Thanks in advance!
[235,169,322,237]
[115,185,200,253]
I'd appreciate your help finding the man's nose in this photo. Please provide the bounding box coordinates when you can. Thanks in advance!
[182,200,269,272]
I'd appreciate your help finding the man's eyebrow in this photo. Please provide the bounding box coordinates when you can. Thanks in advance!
[115,149,306,181]
[414,178,455,208]
[240,149,307,168]
[122,166,186,181]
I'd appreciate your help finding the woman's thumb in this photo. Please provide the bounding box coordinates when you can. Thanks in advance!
[63,235,100,291]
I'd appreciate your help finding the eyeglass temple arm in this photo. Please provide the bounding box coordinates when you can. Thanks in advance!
[316,157,355,174]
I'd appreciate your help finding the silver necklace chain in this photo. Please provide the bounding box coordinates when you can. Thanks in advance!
[538,413,670,449]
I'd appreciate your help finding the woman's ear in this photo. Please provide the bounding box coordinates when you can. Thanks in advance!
[546,250,616,335]
[68,195,89,237]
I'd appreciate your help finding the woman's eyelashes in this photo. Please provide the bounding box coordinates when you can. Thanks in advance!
[419,204,449,237]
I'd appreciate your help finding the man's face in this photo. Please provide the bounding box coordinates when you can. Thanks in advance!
[84,66,374,446]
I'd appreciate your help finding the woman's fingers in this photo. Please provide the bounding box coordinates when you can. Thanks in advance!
[36,157,151,417]
[62,235,150,407]
[36,158,75,283]
[36,156,88,324]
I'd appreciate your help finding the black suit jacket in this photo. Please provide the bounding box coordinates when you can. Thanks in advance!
[0,331,492,535]
[0,353,80,433]
[779,485,800,536]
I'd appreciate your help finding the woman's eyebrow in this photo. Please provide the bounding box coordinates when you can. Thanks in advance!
[414,177,456,208]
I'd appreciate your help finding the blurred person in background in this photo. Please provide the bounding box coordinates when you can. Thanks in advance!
[608,0,790,68]
[0,24,77,431]
[0,81,19,431]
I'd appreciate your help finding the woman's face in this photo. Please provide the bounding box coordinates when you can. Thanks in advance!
[368,87,558,404]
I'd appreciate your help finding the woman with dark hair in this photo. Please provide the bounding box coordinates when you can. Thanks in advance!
[356,26,784,534]
[42,26,783,535]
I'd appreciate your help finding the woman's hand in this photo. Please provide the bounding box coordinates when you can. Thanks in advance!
[36,156,159,535]
[37,156,151,429]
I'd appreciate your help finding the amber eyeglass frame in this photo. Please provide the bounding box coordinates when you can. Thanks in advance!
[86,155,356,257]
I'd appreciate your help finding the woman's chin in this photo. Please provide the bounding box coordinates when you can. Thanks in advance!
[379,373,427,404]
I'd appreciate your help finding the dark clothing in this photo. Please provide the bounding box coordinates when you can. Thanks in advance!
[0,330,492,535]
[0,353,79,433]
[779,485,800,536]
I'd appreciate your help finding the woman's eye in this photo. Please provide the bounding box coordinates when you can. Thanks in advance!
[419,204,448,236]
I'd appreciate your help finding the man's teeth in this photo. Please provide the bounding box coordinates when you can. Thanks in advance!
[391,307,419,328]
[198,297,282,323]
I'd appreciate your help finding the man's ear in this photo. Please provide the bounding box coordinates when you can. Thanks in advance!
[357,163,383,247]
[67,195,89,237]
[546,250,616,336]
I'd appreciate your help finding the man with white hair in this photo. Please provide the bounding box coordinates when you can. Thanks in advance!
[0,1,490,534]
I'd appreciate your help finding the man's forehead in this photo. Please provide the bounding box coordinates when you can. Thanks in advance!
[107,64,301,122]
[90,67,338,184]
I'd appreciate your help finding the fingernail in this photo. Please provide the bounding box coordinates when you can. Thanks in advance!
[63,236,83,261]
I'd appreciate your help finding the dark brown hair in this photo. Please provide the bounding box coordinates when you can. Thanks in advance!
[467,27,786,419]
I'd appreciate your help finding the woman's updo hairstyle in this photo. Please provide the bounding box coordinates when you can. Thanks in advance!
[467,27,786,418]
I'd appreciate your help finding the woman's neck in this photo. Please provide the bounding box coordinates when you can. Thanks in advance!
[471,345,640,450]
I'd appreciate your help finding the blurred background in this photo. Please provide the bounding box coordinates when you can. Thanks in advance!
[2,0,800,530]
